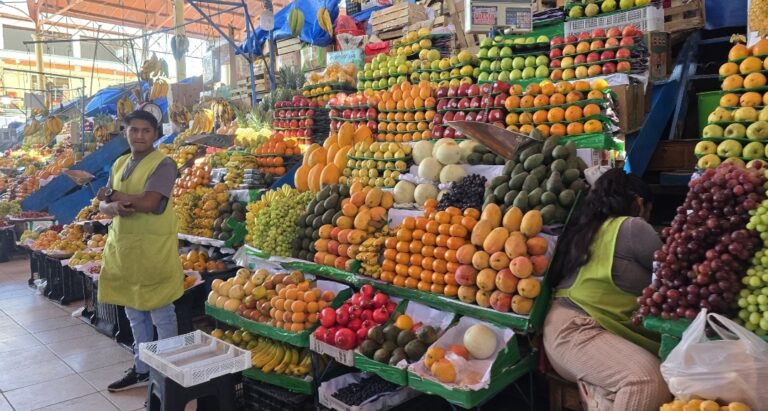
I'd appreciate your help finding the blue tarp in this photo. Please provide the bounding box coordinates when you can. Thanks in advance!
[350,5,388,23]
[84,82,168,117]
[237,0,339,56]
[705,0,747,30]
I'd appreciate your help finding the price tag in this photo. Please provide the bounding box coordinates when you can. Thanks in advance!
[309,335,354,366]
[326,49,364,69]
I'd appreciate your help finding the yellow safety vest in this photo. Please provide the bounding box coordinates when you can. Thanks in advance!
[98,150,183,311]
[555,216,660,354]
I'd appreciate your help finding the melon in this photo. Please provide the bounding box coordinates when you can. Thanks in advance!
[439,164,466,183]
[413,140,433,165]
[432,138,457,156]
[414,184,439,205]
[463,324,498,360]
[435,143,462,165]
[459,140,479,161]
[418,158,443,181]
[393,180,416,203]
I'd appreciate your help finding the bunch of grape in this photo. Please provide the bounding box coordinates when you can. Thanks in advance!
[251,186,313,256]
[737,198,768,335]
[437,174,487,211]
[635,164,766,324]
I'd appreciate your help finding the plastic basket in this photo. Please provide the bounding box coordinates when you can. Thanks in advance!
[241,377,314,411]
[139,330,251,387]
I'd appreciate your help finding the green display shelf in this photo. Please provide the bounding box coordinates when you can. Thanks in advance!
[241,367,314,395]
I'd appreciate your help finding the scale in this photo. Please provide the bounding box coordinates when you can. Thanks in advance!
[463,0,532,34]
[138,102,163,123]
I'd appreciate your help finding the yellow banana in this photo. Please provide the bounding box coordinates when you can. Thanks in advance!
[251,341,275,368]
[318,8,333,35]
[273,346,294,374]
[289,7,304,37]
[261,345,285,373]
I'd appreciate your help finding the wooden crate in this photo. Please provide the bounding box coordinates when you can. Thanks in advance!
[371,3,428,32]
[646,140,699,172]
[261,37,303,56]
[664,0,704,34]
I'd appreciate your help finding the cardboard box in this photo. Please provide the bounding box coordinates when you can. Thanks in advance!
[610,81,646,134]
[645,31,670,82]
[169,76,204,106]
[301,45,332,72]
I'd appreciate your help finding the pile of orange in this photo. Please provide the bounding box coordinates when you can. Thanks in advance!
[375,81,436,142]
[255,134,301,156]
[380,201,479,296]
[268,282,336,332]
[504,80,607,137]
[173,163,211,196]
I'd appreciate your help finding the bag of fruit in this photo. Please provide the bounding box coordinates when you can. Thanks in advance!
[660,309,768,409]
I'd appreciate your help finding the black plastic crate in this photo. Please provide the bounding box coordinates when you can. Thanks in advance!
[0,227,15,262]
[241,378,314,411]
[174,284,206,334]
[60,265,84,305]
[28,250,45,287]
[44,255,65,302]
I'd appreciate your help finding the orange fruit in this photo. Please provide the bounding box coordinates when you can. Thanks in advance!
[424,199,438,209]
[550,123,567,137]
[422,232,436,246]
[408,265,423,279]
[385,237,398,250]
[584,119,603,133]
[412,229,425,240]
[540,82,555,96]
[396,241,410,253]
[535,124,550,138]
[520,124,534,134]
[432,271,447,284]
[405,277,418,288]
[565,91,584,103]
[550,93,566,105]
[532,110,549,124]
[421,256,435,270]
[582,103,601,117]
[518,112,533,124]
[520,95,535,108]
[566,122,584,135]
[396,252,410,264]
[395,263,409,276]
[431,359,457,383]
[587,90,603,100]
[381,271,395,283]
[393,275,407,287]
[402,217,416,230]
[547,107,565,122]
[533,94,550,107]
[436,234,449,247]
[461,216,477,230]
[418,281,432,292]
[424,346,446,369]
[438,223,452,235]
[409,240,424,254]
[415,217,428,230]
[420,269,433,283]
[505,95,521,110]
[443,283,458,296]
[564,105,583,122]
[525,83,541,96]
[464,208,480,219]
[426,220,440,234]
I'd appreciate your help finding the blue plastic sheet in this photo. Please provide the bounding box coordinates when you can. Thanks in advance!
[84,82,168,117]
[237,0,339,56]
[705,0,747,30]
[350,5,389,23]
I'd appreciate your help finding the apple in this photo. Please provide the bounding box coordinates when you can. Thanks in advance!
[561,57,574,68]
[481,84,493,94]
[550,36,564,46]
[492,80,509,94]
[436,87,449,98]
[724,123,747,139]
[602,0,617,12]
[457,83,470,97]
[448,99,458,109]
[620,37,635,47]
[458,97,471,109]
[590,40,605,50]
[748,159,767,168]
[708,107,733,122]
[698,154,721,170]
[606,38,620,48]
[743,141,766,159]
[494,94,508,107]
[467,84,481,97]
[617,61,631,72]
[587,65,602,77]
[734,107,759,122]
[747,120,768,140]
[465,112,476,122]
[443,111,455,122]
[550,59,562,69]
[575,66,589,79]
[607,27,622,37]
[602,62,617,75]
[565,34,578,43]
[592,28,606,38]
[587,52,601,63]
[443,127,456,139]
[481,95,492,108]
[716,139,743,158]
[454,111,466,122]
[694,140,717,155]
[574,55,587,65]
[578,32,591,41]
[488,109,503,123]
[702,124,724,138]
[550,48,563,59]
[759,108,768,121]
[600,50,616,60]
[447,87,457,98]
[470,97,481,109]
[616,48,632,59]
[622,25,639,38]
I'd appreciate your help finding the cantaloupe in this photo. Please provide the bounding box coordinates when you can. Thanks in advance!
[295,164,310,192]
[413,140,433,165]
[433,138,457,156]
[393,181,416,203]
[338,123,355,146]
[308,163,324,192]
[414,184,439,205]
[463,324,498,359]
[435,143,462,165]
[320,163,340,188]
[439,164,466,183]
[418,158,442,181]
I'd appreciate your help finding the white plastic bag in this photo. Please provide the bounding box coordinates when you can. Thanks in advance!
[660,309,768,409]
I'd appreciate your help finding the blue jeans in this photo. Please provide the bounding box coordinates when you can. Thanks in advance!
[124,304,178,374]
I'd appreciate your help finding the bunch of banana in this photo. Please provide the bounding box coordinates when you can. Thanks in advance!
[117,95,134,120]
[149,79,169,101]
[139,53,164,81]
[251,338,311,376]
[211,100,235,125]
[22,118,41,137]
[317,7,333,36]
[289,7,305,37]
[355,226,393,279]
[188,109,214,135]
[43,116,64,141]
[170,103,192,130]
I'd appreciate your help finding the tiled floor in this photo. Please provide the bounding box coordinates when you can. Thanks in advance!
[0,257,146,411]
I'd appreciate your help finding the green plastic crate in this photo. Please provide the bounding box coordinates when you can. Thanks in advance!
[697,91,721,135]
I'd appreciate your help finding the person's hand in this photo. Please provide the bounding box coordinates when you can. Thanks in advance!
[96,187,109,201]
[113,201,135,217]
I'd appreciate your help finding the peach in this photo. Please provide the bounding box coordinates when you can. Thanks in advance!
[455,265,478,286]
[510,256,533,278]
[495,268,519,293]
[511,295,533,314]
[531,255,549,276]
[489,251,510,270]
[476,268,497,292]
[472,251,490,270]
[475,289,492,308]
[526,237,548,256]
[490,290,512,312]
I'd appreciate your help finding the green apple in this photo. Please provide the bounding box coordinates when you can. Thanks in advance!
[569,5,584,18]
[512,57,526,70]
[513,37,526,45]
[480,60,492,71]
[747,121,768,140]
[724,123,747,139]
[537,35,549,43]
[480,38,492,48]
[694,140,718,155]
[500,47,513,58]
[702,124,724,138]
[723,157,746,167]
[602,0,617,12]
[488,47,500,58]
[535,66,550,79]
[744,141,766,159]
[619,0,634,9]
[490,60,501,72]
[498,71,510,83]
[478,72,490,82]
[708,107,733,122]
[525,37,537,45]
[585,3,600,16]
[734,107,759,122]
[522,67,536,79]
[697,153,722,169]
[500,58,513,71]
[717,139,744,158]
[524,56,537,68]
[536,55,549,67]
[504,39,515,47]
[759,108,768,121]
[511,69,523,80]
[477,48,488,58]
[489,72,498,82]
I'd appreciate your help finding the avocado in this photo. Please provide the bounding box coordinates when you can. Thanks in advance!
[555,206,569,222]
[541,204,557,224]
[217,232,231,241]
[531,164,547,182]
[298,250,309,261]
[541,191,558,206]
[482,153,496,164]
[513,191,529,210]
[305,214,315,227]
[491,175,508,189]
[404,340,427,362]
[518,145,541,163]
[382,341,398,352]
[416,326,438,344]
[528,188,543,207]
[495,155,506,165]
[213,217,224,231]
[563,169,581,185]
[368,326,385,344]
[313,202,325,216]
[522,174,539,192]
[559,189,576,208]
[296,214,307,227]
[509,172,528,190]
[546,171,565,195]
[339,184,350,197]
[566,155,579,170]
[318,186,331,201]
[304,227,314,238]
[542,136,560,161]
[231,211,245,222]
[373,348,391,363]
[360,340,380,358]
[483,194,497,208]
[473,144,490,154]
[550,159,567,174]
[312,216,324,229]
[565,140,577,157]
[577,157,589,172]
[493,183,510,200]
[502,161,517,177]
[383,324,400,342]
[396,329,416,347]
[523,153,544,171]
[552,145,569,160]
[332,211,343,225]
[323,194,339,210]
[321,209,335,225]
[302,238,312,249]
[466,153,482,165]
[511,163,526,176]
[389,350,407,366]
[570,179,587,192]
[504,190,519,206]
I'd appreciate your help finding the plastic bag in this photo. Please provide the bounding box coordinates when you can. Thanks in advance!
[660,309,768,409]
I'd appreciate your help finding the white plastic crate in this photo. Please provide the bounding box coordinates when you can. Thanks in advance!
[139,330,251,387]
[565,5,665,36]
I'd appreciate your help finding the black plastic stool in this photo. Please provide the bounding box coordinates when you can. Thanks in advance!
[146,368,237,411]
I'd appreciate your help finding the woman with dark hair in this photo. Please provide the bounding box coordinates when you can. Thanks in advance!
[543,169,670,411]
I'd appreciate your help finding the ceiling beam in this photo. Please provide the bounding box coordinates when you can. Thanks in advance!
[40,0,88,24]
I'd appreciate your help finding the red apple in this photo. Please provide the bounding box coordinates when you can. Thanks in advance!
[550,59,562,69]
[617,61,631,72]
[620,37,635,46]
[586,52,600,63]
[591,28,606,38]
[458,97,471,110]
[468,84,481,97]
[436,87,449,98]
[458,83,471,97]
[493,93,508,107]
[602,62,617,75]
[488,109,503,123]
[550,48,563,59]
[437,99,448,111]
[470,97,481,109]
[481,95,492,108]
[565,34,578,43]
[447,87,457,98]
[443,127,455,139]
[480,84,493,94]
[443,111,455,122]
[550,36,564,46]
[622,25,639,38]
[600,50,615,60]
[492,81,509,94]
[465,112,476,122]
[607,27,622,38]
[454,111,466,122]
[448,99,459,109]
[432,125,444,138]
[616,47,631,59]
[433,113,443,125]
[578,32,591,40]
[590,40,605,51]
[574,54,586,65]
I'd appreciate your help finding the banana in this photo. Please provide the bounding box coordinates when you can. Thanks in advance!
[289,7,304,37]
[150,79,168,100]
[318,8,333,35]
[273,346,295,374]
[251,341,275,368]
[261,345,285,374]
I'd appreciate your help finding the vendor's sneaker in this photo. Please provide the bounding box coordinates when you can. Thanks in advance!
[107,368,149,392]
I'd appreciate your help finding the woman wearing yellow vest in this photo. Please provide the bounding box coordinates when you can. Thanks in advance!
[96,110,183,392]
[543,169,671,411]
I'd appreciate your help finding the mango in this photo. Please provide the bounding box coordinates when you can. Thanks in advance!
[483,227,509,254]
[470,219,493,246]
[504,232,528,259]
[520,210,543,237]
[502,206,523,232]
[480,203,502,227]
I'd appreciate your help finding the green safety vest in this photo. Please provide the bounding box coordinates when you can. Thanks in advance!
[555,216,660,354]
[98,150,183,311]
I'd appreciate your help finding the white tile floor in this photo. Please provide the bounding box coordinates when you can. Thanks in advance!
[0,258,147,411]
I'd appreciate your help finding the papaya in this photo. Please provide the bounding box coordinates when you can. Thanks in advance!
[303,143,320,164]
[294,164,311,192]
[354,125,373,144]
[308,147,327,167]
[308,163,324,192]
[365,187,383,207]
[325,143,340,166]
[483,227,509,254]
[471,219,493,246]
[323,134,338,149]
[480,203,502,227]
[349,181,365,195]
[502,207,523,232]
[520,210,543,237]
[320,163,341,188]
[338,123,355,146]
